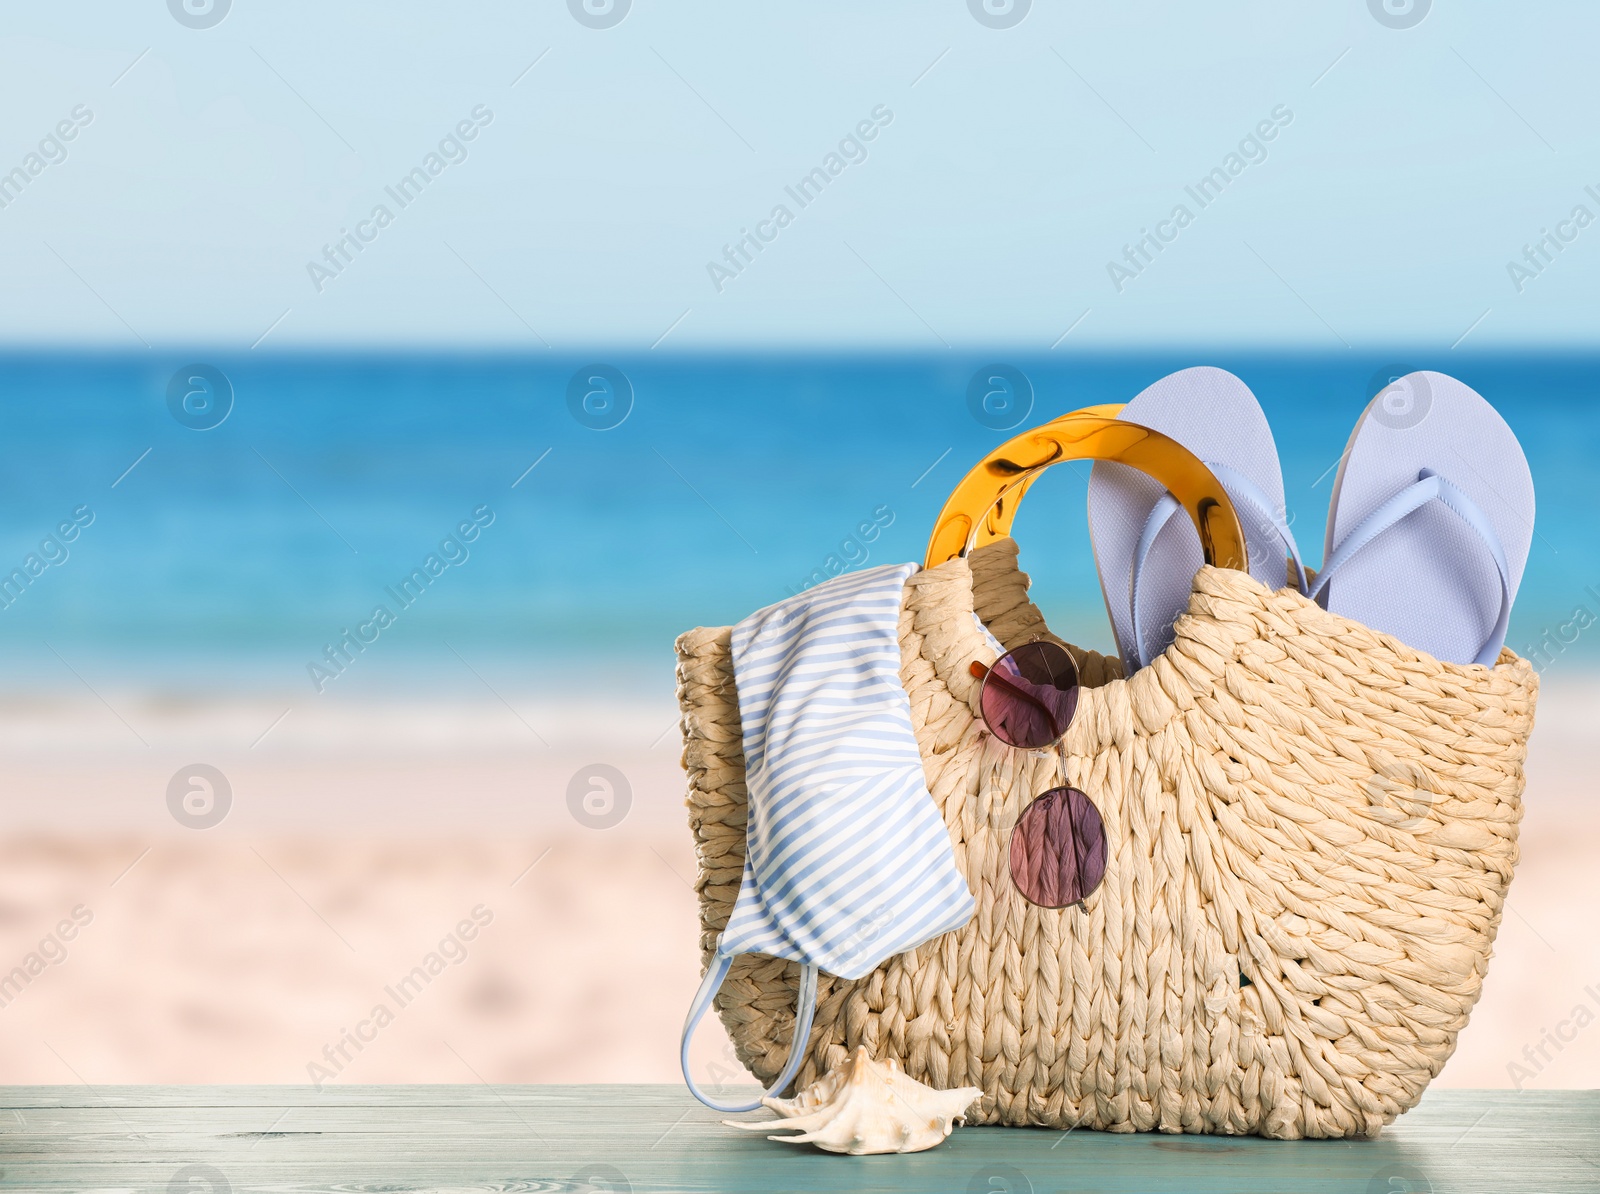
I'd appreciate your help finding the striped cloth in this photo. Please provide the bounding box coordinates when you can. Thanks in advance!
[721,563,975,980]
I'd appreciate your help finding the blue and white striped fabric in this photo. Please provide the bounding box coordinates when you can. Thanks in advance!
[680,562,975,1111]
[723,562,975,977]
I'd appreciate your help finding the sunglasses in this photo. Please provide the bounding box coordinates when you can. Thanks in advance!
[969,640,1108,909]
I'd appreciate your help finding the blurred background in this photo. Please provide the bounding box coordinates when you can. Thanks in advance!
[0,2,1596,1092]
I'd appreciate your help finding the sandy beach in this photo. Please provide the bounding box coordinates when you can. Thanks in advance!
[1,681,1595,1091]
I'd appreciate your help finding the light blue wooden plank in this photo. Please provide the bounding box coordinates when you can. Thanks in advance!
[0,1085,1593,1193]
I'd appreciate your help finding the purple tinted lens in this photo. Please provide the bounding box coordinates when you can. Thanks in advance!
[979,641,1079,749]
[1009,787,1107,908]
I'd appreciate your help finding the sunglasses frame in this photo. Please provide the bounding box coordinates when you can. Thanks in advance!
[971,640,1107,909]
[969,639,1080,751]
[1009,784,1107,910]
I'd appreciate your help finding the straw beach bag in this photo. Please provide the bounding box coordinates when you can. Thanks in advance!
[676,412,1537,1139]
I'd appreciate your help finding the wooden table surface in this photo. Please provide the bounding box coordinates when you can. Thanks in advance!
[1,1085,1595,1193]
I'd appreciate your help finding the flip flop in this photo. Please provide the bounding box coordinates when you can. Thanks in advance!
[1311,371,1533,667]
[1088,367,1306,673]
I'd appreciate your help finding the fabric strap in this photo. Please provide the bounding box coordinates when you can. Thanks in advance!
[1308,468,1511,668]
[1130,462,1307,669]
[680,953,818,1112]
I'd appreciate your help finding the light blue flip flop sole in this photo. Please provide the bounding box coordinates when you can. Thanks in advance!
[1088,366,1305,673]
[1314,371,1534,667]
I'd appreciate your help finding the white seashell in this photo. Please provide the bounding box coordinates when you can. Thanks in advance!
[723,1046,982,1155]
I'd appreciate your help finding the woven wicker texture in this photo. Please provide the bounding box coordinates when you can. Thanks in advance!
[676,540,1537,1138]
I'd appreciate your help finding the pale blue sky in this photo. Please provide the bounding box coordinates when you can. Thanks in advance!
[1,1,1596,349]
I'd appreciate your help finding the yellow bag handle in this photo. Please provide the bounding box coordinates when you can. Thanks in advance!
[949,404,1123,555]
[925,409,1249,571]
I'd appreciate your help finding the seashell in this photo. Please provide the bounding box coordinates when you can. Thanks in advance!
[723,1045,982,1155]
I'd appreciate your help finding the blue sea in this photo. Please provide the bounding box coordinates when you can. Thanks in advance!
[0,352,1594,703]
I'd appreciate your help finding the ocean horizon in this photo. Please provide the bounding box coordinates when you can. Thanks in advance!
[1,350,1593,702]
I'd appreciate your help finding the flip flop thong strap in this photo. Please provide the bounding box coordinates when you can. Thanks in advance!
[680,953,819,1112]
[1309,468,1511,668]
[1130,464,1307,670]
